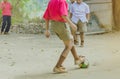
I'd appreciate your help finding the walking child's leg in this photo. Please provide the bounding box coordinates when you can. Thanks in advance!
[5,16,11,33]
[80,32,84,47]
[70,39,80,60]
[74,34,79,45]
[70,39,85,65]
[53,40,73,73]
[71,45,85,65]
[1,16,7,33]
[55,40,73,68]
[71,46,80,60]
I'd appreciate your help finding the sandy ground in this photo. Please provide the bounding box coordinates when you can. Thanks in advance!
[0,31,120,79]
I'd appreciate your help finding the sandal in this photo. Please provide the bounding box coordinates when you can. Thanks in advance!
[75,55,85,65]
[53,67,67,73]
[60,65,66,69]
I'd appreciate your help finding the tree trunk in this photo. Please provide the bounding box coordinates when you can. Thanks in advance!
[112,0,120,30]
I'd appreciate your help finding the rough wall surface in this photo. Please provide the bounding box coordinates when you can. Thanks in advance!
[86,0,113,32]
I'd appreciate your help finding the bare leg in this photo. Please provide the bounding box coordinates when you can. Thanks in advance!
[70,39,85,65]
[55,40,73,68]
[74,34,79,45]
[54,39,85,73]
[71,29,79,45]
[71,31,80,60]
[80,32,84,47]
[71,39,80,60]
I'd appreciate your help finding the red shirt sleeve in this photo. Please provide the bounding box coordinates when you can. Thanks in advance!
[59,0,68,16]
[43,7,49,20]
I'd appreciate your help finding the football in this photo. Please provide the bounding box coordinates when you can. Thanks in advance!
[79,58,89,68]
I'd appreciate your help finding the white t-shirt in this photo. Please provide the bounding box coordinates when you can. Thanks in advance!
[70,2,90,24]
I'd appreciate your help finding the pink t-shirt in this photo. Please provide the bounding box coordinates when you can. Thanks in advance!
[0,2,12,16]
[43,0,68,22]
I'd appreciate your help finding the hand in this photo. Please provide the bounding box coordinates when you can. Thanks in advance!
[45,30,50,38]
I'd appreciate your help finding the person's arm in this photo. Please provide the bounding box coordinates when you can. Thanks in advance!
[69,13,72,19]
[85,4,90,23]
[0,3,5,10]
[86,13,90,23]
[45,19,50,38]
[62,15,77,31]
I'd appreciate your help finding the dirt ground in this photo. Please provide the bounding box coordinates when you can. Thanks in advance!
[0,31,120,79]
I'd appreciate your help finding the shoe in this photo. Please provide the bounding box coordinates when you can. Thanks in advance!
[53,67,67,73]
[75,56,85,65]
[60,65,66,69]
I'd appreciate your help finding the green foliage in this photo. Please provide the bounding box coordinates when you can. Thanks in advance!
[11,0,30,24]
[10,0,49,24]
[0,0,69,24]
[28,17,42,24]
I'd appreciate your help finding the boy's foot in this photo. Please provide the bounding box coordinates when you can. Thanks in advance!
[75,56,89,68]
[74,56,85,65]
[60,65,66,69]
[53,67,67,73]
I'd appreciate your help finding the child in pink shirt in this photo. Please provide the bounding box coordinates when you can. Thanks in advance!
[43,0,86,73]
[0,0,12,34]
[43,0,68,22]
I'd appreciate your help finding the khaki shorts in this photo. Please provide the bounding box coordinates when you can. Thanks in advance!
[51,21,73,41]
[76,20,87,33]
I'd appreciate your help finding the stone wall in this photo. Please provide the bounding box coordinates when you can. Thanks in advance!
[10,23,45,34]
